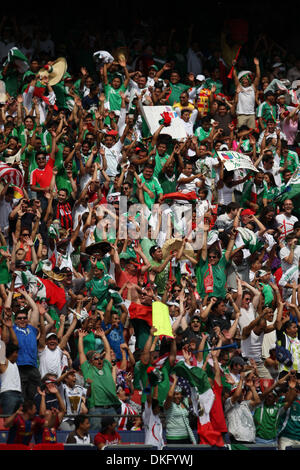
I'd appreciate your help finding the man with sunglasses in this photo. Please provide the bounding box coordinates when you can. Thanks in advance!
[10,295,41,402]
[78,328,120,431]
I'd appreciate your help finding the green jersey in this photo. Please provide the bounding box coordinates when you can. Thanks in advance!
[104,83,127,111]
[194,126,212,144]
[278,396,300,441]
[150,258,170,296]
[167,82,190,106]
[254,402,283,440]
[81,359,119,408]
[135,174,163,209]
[196,253,230,299]
[86,274,113,309]
[153,152,170,179]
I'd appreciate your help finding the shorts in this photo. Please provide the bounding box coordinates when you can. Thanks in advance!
[237,114,256,129]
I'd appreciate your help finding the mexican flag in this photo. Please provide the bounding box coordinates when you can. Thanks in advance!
[17,270,66,311]
[4,47,29,73]
[173,360,224,447]
[128,302,153,326]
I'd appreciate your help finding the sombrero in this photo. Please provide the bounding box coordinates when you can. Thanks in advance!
[112,46,129,63]
[38,57,67,86]
[42,268,66,282]
[162,238,194,260]
[85,241,112,256]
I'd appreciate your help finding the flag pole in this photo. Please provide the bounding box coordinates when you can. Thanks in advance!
[227,46,241,79]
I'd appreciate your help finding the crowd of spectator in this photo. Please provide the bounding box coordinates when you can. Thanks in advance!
[1,11,300,451]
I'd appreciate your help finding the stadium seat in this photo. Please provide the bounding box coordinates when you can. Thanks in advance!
[64,444,97,451]
[103,444,158,450]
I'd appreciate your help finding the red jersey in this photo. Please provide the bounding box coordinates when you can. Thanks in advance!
[94,430,121,448]
[30,156,54,188]
[7,414,44,445]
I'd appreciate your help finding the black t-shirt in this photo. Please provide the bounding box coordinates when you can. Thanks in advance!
[213,112,233,137]
[205,312,232,334]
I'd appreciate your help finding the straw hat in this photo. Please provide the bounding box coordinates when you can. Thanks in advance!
[112,46,129,63]
[42,265,66,282]
[161,238,194,260]
[38,57,67,86]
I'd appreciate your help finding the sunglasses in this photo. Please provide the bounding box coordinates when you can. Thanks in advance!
[16,316,27,320]
[191,320,200,323]
[93,355,105,361]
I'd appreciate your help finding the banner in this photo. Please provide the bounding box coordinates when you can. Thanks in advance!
[217,151,258,172]
[141,105,187,139]
[152,301,174,338]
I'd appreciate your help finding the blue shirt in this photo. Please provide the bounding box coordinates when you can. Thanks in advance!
[13,324,38,367]
[101,321,125,362]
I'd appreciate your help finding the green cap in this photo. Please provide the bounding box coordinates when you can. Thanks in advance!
[96,261,106,271]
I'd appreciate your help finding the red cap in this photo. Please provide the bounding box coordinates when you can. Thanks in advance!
[241,209,255,216]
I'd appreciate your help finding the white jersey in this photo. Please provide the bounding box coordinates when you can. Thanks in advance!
[275,213,298,241]
[62,383,87,418]
[142,401,164,450]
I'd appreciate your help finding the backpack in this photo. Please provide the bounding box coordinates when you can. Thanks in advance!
[275,344,293,368]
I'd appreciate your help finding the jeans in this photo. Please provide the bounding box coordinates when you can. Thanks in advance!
[89,406,119,432]
[18,365,41,401]
[255,436,277,446]
[0,390,23,415]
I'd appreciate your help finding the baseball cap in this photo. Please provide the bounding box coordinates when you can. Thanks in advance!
[196,74,206,82]
[46,332,58,340]
[190,314,201,322]
[241,209,255,216]
[256,269,268,278]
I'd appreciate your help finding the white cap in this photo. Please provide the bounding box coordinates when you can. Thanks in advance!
[196,74,206,82]
[220,144,229,151]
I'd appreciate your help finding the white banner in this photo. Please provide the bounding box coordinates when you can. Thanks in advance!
[217,151,258,172]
